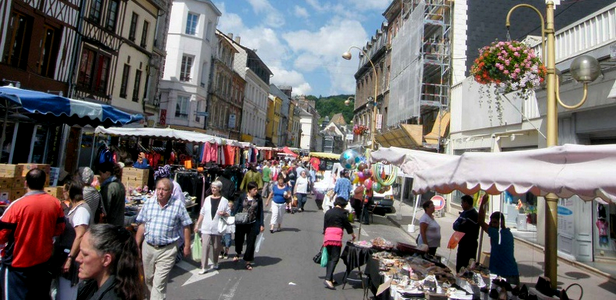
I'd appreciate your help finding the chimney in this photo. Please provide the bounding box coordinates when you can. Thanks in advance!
[235,36,241,44]
[228,33,233,40]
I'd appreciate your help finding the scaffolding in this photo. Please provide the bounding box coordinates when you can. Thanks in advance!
[388,0,451,128]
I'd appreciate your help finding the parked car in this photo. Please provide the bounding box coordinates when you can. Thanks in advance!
[371,185,394,213]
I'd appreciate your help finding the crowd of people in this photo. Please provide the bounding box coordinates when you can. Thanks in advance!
[0,154,522,299]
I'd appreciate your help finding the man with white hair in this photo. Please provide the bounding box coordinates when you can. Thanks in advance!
[136,178,192,300]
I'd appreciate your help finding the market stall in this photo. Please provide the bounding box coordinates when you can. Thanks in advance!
[339,237,487,300]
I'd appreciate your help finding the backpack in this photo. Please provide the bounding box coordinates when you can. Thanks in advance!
[98,149,114,164]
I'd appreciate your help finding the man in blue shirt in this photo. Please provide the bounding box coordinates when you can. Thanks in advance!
[478,195,520,285]
[133,152,150,169]
[334,169,352,201]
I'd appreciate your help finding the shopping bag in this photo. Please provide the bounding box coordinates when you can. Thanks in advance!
[255,233,265,253]
[191,233,202,262]
[320,247,328,267]
[218,216,235,233]
[447,231,466,249]
[313,247,323,264]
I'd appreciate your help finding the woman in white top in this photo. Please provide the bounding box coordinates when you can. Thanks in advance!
[194,181,230,274]
[418,200,441,255]
[58,181,91,300]
[293,170,310,212]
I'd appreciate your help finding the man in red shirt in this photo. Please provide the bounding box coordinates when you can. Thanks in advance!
[0,168,65,299]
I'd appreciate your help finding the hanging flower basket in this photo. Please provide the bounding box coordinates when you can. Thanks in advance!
[471,40,547,94]
[470,40,547,123]
[353,125,369,136]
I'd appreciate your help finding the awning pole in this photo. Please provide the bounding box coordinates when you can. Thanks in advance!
[410,194,422,233]
[0,101,8,162]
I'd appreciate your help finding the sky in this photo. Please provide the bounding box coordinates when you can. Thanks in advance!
[214,0,391,97]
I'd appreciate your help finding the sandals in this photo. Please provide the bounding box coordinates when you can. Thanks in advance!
[232,256,240,262]
[245,263,253,270]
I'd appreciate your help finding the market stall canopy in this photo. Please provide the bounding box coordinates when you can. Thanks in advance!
[309,152,340,160]
[95,126,227,144]
[370,147,457,177]
[281,146,298,157]
[0,86,143,127]
[412,144,616,203]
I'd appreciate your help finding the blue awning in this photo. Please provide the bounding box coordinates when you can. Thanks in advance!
[0,86,143,127]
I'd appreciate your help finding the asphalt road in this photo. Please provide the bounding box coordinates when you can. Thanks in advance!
[164,196,413,300]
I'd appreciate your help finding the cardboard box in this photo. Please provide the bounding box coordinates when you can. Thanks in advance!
[0,178,14,189]
[11,188,26,200]
[122,178,148,189]
[13,177,25,189]
[0,164,23,177]
[18,163,51,177]
[45,186,64,199]
[123,167,149,179]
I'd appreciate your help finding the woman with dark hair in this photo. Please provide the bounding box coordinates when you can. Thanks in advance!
[322,197,355,290]
[418,200,441,255]
[265,176,291,233]
[232,181,264,270]
[76,224,144,300]
[58,180,91,300]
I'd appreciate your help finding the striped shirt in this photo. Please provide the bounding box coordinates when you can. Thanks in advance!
[136,196,192,246]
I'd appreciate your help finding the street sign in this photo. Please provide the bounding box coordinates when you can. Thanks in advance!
[195,111,209,117]
[431,195,446,210]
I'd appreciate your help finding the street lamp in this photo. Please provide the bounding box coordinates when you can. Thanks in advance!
[342,46,378,151]
[506,1,601,288]
[344,96,354,106]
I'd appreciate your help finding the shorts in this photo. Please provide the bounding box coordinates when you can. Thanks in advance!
[222,233,232,248]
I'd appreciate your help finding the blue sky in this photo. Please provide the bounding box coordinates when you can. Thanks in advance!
[215,0,391,97]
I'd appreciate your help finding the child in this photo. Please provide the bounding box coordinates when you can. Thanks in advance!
[220,201,235,259]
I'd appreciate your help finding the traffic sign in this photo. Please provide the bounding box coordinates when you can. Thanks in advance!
[431,195,446,210]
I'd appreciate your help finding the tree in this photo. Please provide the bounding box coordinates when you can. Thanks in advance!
[312,94,354,124]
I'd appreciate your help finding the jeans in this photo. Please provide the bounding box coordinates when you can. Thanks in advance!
[325,245,342,281]
[221,233,232,248]
[296,193,308,210]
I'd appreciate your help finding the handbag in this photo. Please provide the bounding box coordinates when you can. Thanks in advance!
[218,216,235,233]
[313,247,323,264]
[234,212,253,225]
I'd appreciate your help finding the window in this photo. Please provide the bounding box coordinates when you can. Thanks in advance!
[38,24,60,77]
[3,12,32,69]
[180,55,193,81]
[185,13,198,35]
[206,21,213,41]
[175,96,189,118]
[140,21,149,48]
[132,70,142,102]
[120,64,130,98]
[106,0,119,31]
[129,13,138,41]
[77,48,111,95]
[90,0,103,24]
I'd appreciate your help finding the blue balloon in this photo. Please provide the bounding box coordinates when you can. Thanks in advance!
[339,149,361,170]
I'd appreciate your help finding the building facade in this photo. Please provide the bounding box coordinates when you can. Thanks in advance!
[207,30,244,139]
[158,0,220,131]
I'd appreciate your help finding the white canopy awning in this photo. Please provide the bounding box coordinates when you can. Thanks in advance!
[370,146,457,177]
[412,144,616,203]
[94,126,234,145]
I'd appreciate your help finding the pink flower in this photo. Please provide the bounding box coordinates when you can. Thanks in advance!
[498,65,504,71]
[515,68,521,74]
[503,70,510,75]
[505,60,510,66]
[514,52,520,57]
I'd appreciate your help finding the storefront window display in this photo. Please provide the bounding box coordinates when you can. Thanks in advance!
[595,202,616,258]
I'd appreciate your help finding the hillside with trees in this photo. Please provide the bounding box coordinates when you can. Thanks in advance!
[309,94,354,124]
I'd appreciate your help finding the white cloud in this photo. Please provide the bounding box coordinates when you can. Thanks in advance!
[293,5,309,18]
[247,0,285,28]
[269,66,313,96]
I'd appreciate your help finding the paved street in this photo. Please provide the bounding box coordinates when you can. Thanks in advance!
[165,196,410,300]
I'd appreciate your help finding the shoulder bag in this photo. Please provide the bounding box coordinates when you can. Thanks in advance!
[313,246,323,264]
[234,212,252,225]
[218,216,235,233]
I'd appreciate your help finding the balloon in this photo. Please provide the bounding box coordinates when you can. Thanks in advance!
[339,149,361,170]
[357,172,365,180]
[372,182,382,192]
[363,169,372,178]
[358,163,367,172]
[353,176,360,184]
[364,179,373,190]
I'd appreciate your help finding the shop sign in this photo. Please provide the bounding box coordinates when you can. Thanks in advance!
[557,198,575,237]
[228,114,236,129]
[431,195,446,210]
